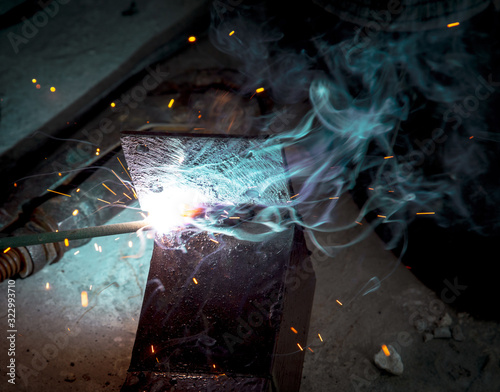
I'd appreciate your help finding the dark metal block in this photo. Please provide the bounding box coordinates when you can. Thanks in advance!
[120,130,315,391]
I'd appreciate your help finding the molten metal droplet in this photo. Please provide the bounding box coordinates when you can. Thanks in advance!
[81,291,88,307]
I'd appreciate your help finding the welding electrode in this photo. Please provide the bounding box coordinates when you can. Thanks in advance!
[0,221,150,282]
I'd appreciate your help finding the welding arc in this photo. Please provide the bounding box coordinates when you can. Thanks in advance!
[0,221,151,249]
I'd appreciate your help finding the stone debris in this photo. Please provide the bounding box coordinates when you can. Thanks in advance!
[452,325,466,341]
[374,345,404,376]
[61,372,76,382]
[434,326,452,339]
[438,313,453,328]
[423,332,434,342]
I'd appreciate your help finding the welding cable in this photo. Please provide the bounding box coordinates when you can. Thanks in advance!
[0,221,151,250]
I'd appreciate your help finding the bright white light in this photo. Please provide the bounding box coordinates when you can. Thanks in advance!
[142,187,204,234]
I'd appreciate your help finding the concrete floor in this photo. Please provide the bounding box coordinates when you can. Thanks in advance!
[1,1,500,391]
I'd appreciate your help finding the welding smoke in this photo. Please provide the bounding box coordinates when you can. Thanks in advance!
[205,1,500,256]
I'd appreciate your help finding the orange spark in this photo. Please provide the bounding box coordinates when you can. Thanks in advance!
[377,215,386,218]
[447,22,460,28]
[256,87,265,93]
[97,198,110,204]
[123,193,132,200]
[47,189,71,197]
[102,183,117,195]
[297,343,303,351]
[416,212,435,215]
[64,238,69,247]
[210,238,219,244]
[76,188,80,192]
[45,282,50,290]
[50,86,56,92]
[168,98,174,108]
[151,345,155,353]
[128,241,133,248]
[81,291,88,307]
[355,221,363,225]
[318,333,323,342]
[193,277,198,284]
[188,36,196,42]
[308,347,314,353]
[3,247,11,253]
[469,136,474,139]
[181,206,203,218]
[110,102,116,108]
[13,183,17,187]
[336,299,343,306]
[111,169,132,192]
[229,216,240,219]
[32,78,37,83]
[35,84,41,89]
[384,156,394,159]
[290,193,299,199]
[382,344,391,356]
[117,157,132,180]
[229,30,235,36]
[72,209,79,216]
[58,173,62,176]
[368,187,374,190]
[329,196,339,200]
[291,327,298,334]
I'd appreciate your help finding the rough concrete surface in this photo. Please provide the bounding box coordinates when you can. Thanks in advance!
[300,195,500,392]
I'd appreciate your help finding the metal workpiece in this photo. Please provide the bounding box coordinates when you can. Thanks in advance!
[122,226,314,391]
[122,371,269,391]
[120,129,315,391]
